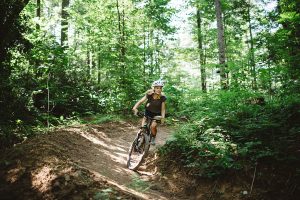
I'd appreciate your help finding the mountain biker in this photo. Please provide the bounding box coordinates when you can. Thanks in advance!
[132,80,166,145]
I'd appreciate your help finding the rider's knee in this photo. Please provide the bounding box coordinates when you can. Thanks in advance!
[151,123,157,129]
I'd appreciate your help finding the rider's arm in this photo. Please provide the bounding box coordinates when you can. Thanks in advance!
[132,95,147,115]
[146,89,154,95]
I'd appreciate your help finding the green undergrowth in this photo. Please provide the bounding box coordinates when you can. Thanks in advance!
[159,89,300,179]
[80,113,125,124]
[128,174,151,192]
[0,113,127,149]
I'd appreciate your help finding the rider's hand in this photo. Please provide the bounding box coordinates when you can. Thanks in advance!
[132,108,138,116]
[147,89,154,95]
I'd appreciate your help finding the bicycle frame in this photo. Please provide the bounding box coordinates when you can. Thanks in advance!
[127,113,162,170]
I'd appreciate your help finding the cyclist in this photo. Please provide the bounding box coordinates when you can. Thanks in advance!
[132,80,166,145]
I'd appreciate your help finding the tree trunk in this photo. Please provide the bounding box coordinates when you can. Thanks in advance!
[143,25,147,89]
[155,36,161,76]
[87,48,91,80]
[97,48,101,85]
[214,0,227,89]
[223,12,230,87]
[149,29,154,78]
[61,0,69,47]
[116,0,126,85]
[34,0,42,78]
[247,0,256,89]
[36,0,41,30]
[196,8,207,92]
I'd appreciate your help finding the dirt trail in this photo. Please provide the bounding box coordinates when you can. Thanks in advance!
[59,121,174,199]
[0,120,181,200]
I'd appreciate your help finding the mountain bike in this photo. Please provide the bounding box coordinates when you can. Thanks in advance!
[127,113,162,170]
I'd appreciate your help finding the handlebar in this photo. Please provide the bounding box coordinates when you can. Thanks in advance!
[135,111,162,121]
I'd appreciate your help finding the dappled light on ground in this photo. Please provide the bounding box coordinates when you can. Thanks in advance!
[0,121,176,199]
[31,165,56,193]
[6,165,26,184]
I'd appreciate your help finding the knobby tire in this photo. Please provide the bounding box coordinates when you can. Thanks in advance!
[127,131,150,170]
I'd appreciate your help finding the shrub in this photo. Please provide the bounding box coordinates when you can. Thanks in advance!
[159,89,300,177]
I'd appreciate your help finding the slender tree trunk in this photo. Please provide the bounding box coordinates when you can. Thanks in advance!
[245,33,252,87]
[149,29,154,78]
[36,0,41,30]
[214,0,227,89]
[223,12,230,87]
[61,0,69,47]
[97,47,101,84]
[247,0,256,89]
[87,47,90,80]
[122,8,126,72]
[35,0,41,78]
[143,25,147,89]
[203,22,207,65]
[92,50,96,82]
[155,36,161,76]
[267,59,272,93]
[116,0,126,85]
[47,72,50,129]
[196,8,207,92]
[241,59,244,87]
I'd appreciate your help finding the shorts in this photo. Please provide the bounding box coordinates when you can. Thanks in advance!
[145,109,161,118]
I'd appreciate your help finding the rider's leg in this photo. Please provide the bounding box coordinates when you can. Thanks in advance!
[151,121,158,137]
[150,121,157,145]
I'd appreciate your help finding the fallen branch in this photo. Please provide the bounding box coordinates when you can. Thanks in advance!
[250,162,257,195]
[208,180,218,200]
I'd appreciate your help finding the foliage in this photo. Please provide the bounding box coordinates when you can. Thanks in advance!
[160,89,300,177]
[274,0,300,79]
[1,2,300,193]
[161,123,238,177]
[0,0,31,123]
[93,188,121,200]
[128,174,151,192]
[0,0,176,148]
[80,114,124,125]
[0,120,35,149]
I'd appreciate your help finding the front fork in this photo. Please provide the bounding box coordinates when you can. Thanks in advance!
[136,125,151,148]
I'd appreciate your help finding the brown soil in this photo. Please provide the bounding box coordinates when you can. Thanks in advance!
[0,120,188,200]
[2,119,279,200]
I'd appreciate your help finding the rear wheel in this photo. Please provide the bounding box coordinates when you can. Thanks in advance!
[127,130,150,170]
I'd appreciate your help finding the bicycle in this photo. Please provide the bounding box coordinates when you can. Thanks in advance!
[127,113,162,170]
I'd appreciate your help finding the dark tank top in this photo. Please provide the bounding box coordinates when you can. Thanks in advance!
[145,94,166,114]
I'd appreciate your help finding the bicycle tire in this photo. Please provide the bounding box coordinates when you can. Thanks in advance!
[127,131,150,170]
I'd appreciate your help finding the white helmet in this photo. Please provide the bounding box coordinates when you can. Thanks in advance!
[152,79,164,87]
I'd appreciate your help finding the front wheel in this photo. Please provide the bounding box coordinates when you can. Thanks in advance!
[127,131,150,170]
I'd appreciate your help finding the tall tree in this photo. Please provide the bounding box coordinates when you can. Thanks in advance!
[247,0,256,89]
[61,0,69,47]
[36,0,41,30]
[116,0,126,75]
[196,7,207,92]
[214,0,227,89]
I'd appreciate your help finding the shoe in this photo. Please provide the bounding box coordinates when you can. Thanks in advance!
[151,137,156,145]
